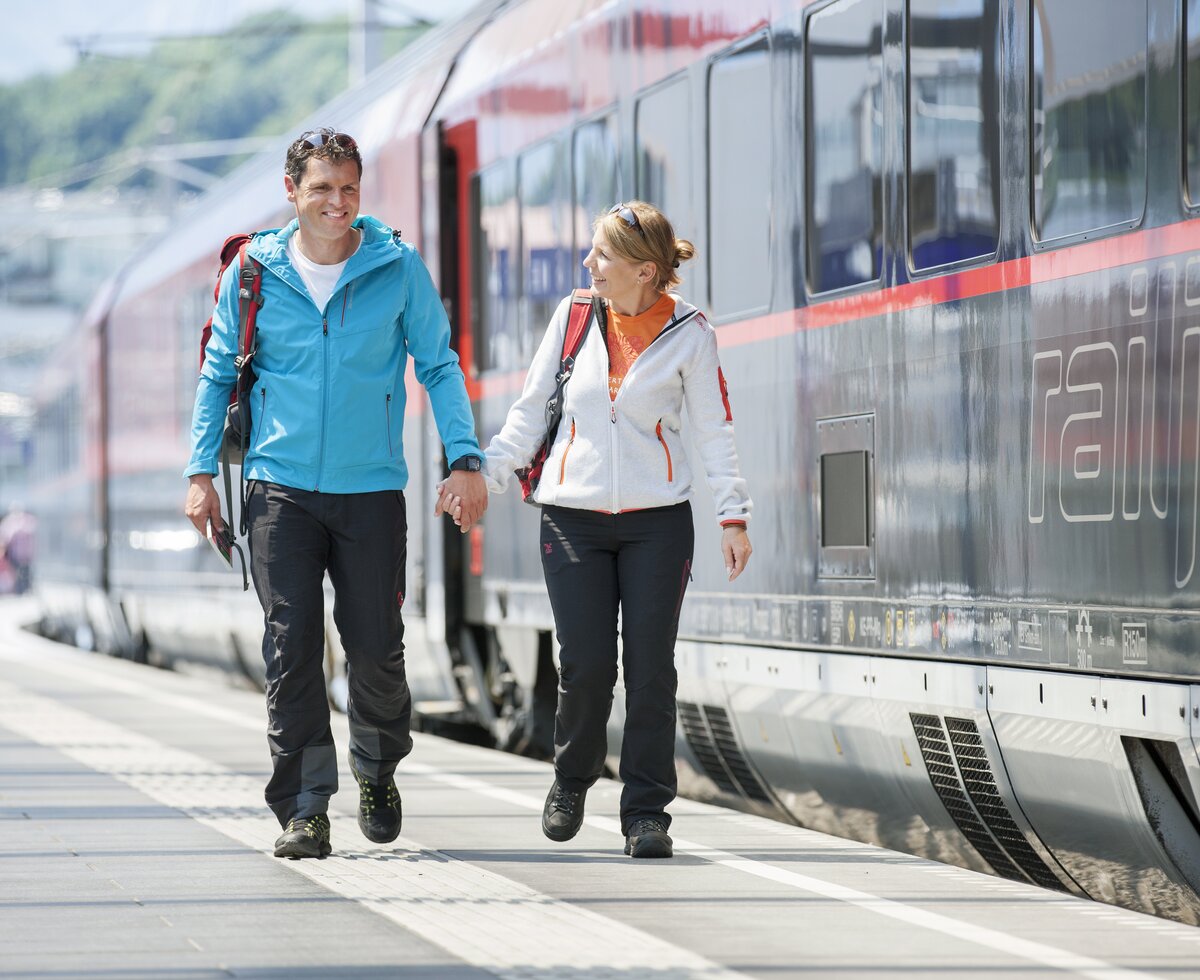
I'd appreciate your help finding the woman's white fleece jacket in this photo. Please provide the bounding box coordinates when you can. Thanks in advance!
[483,292,752,525]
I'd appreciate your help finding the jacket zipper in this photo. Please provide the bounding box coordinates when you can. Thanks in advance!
[601,302,698,512]
[316,313,329,490]
[559,418,576,484]
[385,393,393,456]
[656,420,673,482]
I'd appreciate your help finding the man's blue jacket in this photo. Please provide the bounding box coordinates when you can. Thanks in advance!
[185,215,480,492]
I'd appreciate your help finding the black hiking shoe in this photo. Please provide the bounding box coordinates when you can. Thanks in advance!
[274,813,332,859]
[352,769,403,844]
[624,817,673,859]
[541,780,586,842]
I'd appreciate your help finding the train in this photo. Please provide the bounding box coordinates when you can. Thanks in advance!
[29,0,1200,924]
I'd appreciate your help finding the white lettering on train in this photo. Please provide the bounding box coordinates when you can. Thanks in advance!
[1027,258,1200,588]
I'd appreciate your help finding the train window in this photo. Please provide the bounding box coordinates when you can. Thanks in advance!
[821,452,870,547]
[1187,0,1200,206]
[805,0,884,295]
[472,161,521,373]
[907,0,999,271]
[817,413,875,579]
[636,76,695,243]
[708,38,772,319]
[1031,0,1147,241]
[519,139,571,349]
[572,116,620,287]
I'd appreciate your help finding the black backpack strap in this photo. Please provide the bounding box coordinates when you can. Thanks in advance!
[220,437,250,591]
[234,246,263,542]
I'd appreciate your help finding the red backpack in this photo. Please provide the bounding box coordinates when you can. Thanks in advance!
[198,233,264,586]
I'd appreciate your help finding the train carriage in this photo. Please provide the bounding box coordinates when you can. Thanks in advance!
[29,0,1200,923]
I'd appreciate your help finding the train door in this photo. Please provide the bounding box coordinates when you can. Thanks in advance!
[433,119,502,736]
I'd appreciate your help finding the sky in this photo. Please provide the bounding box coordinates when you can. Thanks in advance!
[1,0,481,84]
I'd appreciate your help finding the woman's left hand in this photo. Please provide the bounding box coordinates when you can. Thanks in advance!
[721,525,752,581]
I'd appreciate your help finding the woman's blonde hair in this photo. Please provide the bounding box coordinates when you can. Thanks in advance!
[595,200,696,292]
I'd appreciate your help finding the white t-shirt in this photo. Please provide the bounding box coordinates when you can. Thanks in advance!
[287,233,359,311]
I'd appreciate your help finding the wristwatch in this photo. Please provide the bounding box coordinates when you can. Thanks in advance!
[449,454,483,472]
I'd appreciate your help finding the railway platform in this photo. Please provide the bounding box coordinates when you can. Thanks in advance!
[2,600,1199,980]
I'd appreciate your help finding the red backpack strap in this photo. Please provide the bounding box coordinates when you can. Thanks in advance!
[561,288,595,362]
[235,243,264,364]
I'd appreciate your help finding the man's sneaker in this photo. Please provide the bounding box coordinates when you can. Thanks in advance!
[274,814,332,859]
[541,780,586,842]
[352,769,403,844]
[624,817,673,859]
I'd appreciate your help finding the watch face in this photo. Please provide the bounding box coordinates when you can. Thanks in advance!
[467,456,482,472]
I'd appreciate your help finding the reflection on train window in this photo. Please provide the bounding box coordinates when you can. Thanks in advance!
[1031,0,1147,241]
[806,0,884,294]
[33,388,80,480]
[472,161,520,373]
[907,0,999,271]
[709,38,771,319]
[636,76,694,243]
[519,139,571,350]
[1186,0,1200,206]
[573,116,620,287]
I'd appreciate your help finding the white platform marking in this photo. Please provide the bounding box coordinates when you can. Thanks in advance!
[0,679,747,980]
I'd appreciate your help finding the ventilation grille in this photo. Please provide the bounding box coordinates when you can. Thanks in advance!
[678,701,772,802]
[945,717,1067,892]
[910,712,1026,882]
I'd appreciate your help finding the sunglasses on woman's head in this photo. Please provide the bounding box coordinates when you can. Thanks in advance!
[609,203,645,237]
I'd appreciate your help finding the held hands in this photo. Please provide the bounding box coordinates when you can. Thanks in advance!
[184,474,224,536]
[722,525,752,581]
[434,470,488,533]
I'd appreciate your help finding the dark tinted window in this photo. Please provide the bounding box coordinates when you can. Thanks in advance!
[1187,0,1200,205]
[821,451,870,548]
[709,40,772,317]
[636,77,695,242]
[519,140,571,349]
[806,0,884,294]
[1031,0,1146,240]
[572,117,620,287]
[473,162,520,372]
[907,0,999,270]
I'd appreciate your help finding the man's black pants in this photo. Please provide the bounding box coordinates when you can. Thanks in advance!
[539,502,694,833]
[247,481,412,827]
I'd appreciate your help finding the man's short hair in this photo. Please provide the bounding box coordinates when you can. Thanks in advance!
[285,128,363,185]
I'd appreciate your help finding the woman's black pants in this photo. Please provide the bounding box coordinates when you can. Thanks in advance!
[539,502,694,833]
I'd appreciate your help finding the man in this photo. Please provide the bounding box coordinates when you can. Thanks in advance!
[184,129,486,859]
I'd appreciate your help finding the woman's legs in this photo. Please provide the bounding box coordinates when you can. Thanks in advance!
[613,503,693,833]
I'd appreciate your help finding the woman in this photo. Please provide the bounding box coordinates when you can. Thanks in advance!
[441,201,752,858]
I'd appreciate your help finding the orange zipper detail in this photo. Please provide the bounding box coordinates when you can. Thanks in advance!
[656,420,673,482]
[559,419,576,484]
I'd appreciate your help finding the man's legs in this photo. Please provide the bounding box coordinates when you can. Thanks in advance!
[247,482,337,829]
[325,490,412,783]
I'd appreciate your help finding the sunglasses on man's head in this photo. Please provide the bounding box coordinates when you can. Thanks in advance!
[609,203,645,237]
[296,129,358,151]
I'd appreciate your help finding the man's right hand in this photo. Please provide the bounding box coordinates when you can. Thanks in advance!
[185,474,223,536]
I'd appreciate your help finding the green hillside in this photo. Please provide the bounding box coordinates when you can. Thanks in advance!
[0,10,424,191]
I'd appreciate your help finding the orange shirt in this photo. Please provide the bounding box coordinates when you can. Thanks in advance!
[606,292,676,401]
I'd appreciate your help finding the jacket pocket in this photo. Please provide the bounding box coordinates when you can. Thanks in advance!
[558,418,576,485]
[385,392,393,457]
[656,419,673,483]
[251,385,267,451]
